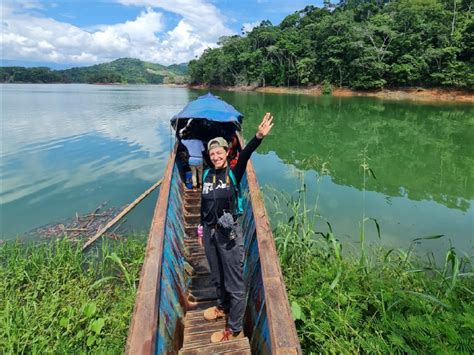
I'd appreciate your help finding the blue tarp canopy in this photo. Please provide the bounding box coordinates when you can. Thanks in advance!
[170,93,243,125]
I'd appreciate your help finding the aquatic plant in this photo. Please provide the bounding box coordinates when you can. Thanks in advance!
[268,184,473,353]
[0,237,145,353]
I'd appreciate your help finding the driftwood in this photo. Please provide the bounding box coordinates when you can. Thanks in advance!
[82,178,163,251]
[25,178,163,246]
[29,205,123,240]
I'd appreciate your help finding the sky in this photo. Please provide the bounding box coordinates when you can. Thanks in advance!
[1,0,324,68]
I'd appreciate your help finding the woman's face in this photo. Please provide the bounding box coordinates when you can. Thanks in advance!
[209,147,228,169]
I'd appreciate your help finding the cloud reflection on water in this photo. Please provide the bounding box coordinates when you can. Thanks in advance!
[1,84,190,235]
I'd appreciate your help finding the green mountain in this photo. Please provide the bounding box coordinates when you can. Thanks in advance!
[0,58,188,84]
[166,63,188,76]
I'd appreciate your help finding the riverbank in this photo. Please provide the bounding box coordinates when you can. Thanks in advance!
[0,238,145,353]
[190,84,474,103]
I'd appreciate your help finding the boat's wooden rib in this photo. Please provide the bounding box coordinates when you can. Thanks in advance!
[126,137,301,354]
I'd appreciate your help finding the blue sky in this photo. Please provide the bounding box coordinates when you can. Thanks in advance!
[1,0,324,68]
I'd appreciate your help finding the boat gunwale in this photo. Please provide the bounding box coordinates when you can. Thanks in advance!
[125,144,177,355]
[239,134,301,354]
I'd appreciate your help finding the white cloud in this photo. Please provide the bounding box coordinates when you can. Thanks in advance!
[0,0,234,65]
[118,0,233,62]
[118,0,231,39]
[242,21,261,34]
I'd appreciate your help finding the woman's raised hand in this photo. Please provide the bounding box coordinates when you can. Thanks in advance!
[256,112,274,139]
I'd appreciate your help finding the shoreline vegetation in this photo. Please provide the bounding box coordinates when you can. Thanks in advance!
[189,84,474,103]
[2,79,472,103]
[269,186,473,353]
[188,1,473,100]
[1,219,472,352]
[0,238,145,353]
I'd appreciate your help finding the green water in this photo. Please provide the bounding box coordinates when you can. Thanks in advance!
[218,90,474,256]
[1,84,472,257]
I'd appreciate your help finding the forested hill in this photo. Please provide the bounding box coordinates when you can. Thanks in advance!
[0,58,188,84]
[189,0,473,90]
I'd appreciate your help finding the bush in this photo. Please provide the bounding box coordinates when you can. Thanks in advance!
[322,80,332,95]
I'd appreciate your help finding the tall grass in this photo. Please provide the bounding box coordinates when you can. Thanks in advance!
[0,237,145,353]
[267,168,473,353]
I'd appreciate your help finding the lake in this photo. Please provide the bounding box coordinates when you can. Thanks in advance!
[1,84,473,258]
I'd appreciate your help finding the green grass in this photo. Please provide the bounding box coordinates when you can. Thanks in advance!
[270,186,474,354]
[0,237,145,353]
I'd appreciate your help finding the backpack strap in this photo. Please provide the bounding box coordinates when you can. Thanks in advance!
[203,168,210,183]
[203,168,218,186]
[228,170,244,216]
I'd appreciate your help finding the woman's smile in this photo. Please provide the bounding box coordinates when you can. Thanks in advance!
[209,147,228,169]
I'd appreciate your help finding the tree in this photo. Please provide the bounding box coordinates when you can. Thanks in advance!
[188,0,473,90]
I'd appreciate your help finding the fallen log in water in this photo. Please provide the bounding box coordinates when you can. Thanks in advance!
[27,204,126,241]
[82,178,163,251]
[25,178,163,246]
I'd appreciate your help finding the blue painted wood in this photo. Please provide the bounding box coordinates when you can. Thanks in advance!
[155,164,187,354]
[240,176,272,353]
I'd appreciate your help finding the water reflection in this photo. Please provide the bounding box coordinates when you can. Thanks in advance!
[1,84,190,236]
[207,90,473,255]
[216,91,474,211]
[1,84,188,157]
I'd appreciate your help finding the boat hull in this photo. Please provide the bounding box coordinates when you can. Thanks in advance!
[126,141,300,354]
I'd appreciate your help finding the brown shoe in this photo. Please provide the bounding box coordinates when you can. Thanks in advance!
[203,306,226,321]
[210,328,244,343]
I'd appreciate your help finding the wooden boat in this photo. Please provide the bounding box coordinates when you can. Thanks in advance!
[126,94,300,354]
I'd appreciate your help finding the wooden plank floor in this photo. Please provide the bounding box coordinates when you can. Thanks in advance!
[179,189,251,355]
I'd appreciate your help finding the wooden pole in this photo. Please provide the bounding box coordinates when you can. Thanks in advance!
[82,178,163,251]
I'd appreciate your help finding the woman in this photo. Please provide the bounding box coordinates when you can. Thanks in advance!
[199,112,274,343]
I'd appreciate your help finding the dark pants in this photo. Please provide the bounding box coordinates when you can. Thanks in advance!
[203,222,245,333]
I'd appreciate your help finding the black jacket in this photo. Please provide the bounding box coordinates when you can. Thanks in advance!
[200,135,262,226]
